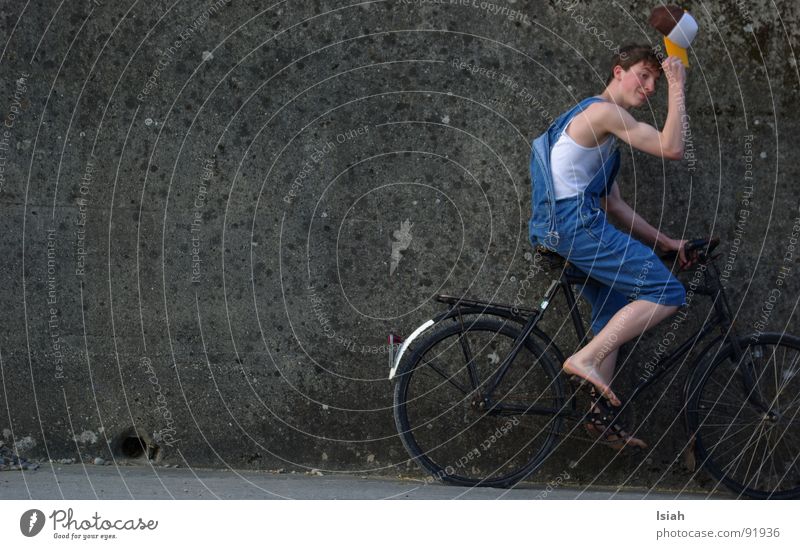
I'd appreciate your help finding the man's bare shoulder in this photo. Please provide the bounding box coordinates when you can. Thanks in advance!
[584,101,632,127]
[567,102,631,145]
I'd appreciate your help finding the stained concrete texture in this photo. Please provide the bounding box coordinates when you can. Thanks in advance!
[0,1,798,495]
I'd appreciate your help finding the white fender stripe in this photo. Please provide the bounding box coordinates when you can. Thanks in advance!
[388,319,435,380]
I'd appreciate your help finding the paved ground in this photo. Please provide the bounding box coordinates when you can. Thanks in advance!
[0,464,721,499]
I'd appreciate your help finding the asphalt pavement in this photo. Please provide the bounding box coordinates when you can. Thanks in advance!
[0,464,721,499]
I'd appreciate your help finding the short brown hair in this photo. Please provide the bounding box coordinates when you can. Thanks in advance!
[606,44,663,85]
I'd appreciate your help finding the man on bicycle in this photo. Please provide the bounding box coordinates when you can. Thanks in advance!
[529,45,693,448]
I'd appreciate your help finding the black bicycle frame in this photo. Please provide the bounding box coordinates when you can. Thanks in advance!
[483,259,744,417]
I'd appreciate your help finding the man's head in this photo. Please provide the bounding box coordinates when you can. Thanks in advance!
[605,45,663,108]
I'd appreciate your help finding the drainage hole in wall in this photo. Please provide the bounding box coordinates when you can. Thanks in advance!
[120,436,148,459]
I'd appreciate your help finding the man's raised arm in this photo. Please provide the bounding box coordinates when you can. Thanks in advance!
[598,56,687,160]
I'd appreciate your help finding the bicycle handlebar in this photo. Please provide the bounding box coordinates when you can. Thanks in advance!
[661,236,721,270]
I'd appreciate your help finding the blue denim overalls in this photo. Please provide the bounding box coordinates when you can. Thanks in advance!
[529,97,686,334]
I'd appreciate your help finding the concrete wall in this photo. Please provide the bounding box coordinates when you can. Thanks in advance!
[1,0,798,490]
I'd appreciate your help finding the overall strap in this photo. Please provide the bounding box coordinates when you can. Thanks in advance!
[555,96,620,197]
[550,96,607,139]
[530,96,614,250]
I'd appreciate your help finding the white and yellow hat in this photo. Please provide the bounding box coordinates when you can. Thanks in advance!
[648,5,699,67]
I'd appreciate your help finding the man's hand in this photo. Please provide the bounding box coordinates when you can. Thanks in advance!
[662,56,686,89]
[658,237,696,270]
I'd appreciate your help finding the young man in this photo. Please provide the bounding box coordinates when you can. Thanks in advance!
[529,45,693,448]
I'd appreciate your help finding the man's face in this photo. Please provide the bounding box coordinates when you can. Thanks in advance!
[616,61,661,107]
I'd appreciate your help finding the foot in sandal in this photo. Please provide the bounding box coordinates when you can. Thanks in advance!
[563,356,621,407]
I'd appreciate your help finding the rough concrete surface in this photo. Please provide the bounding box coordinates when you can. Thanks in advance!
[0,0,798,496]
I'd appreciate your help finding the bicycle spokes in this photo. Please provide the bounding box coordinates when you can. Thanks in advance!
[690,338,800,497]
[399,321,563,484]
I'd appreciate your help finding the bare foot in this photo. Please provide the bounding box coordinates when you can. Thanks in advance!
[563,356,621,407]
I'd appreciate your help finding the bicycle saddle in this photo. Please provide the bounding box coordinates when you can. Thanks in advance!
[533,245,567,271]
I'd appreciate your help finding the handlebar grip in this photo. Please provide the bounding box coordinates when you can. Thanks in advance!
[660,236,720,266]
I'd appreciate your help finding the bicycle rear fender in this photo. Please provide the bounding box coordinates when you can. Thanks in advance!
[388,319,435,381]
[388,305,566,381]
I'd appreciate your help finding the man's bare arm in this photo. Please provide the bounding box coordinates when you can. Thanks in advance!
[601,182,671,250]
[594,57,687,159]
[602,182,695,268]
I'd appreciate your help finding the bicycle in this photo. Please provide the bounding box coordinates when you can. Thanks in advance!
[388,237,800,498]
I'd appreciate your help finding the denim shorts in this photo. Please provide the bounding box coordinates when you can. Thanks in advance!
[546,196,687,334]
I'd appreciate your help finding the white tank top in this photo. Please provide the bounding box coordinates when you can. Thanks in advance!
[550,119,617,200]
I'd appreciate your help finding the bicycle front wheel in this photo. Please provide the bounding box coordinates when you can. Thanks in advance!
[687,332,800,499]
[393,317,565,488]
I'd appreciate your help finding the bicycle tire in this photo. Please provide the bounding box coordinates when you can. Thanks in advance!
[686,332,800,499]
[393,316,565,488]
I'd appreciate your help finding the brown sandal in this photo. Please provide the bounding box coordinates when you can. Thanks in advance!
[583,413,648,451]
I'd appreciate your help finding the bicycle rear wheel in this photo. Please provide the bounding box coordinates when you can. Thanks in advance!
[393,316,565,488]
[686,332,800,498]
